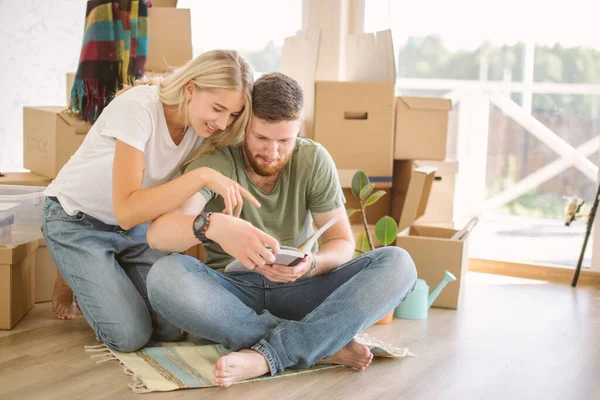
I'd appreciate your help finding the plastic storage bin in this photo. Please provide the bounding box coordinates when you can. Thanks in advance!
[0,185,46,245]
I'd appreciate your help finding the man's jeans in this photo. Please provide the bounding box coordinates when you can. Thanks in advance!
[42,199,183,352]
[147,246,417,375]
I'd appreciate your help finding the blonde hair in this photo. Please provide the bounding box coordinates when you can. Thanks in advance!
[119,50,253,172]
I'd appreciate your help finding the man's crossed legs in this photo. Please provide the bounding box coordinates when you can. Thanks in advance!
[147,246,417,387]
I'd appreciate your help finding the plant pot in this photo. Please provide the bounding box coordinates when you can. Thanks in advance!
[375,310,394,325]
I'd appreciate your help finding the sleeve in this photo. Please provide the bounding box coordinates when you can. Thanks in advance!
[308,144,346,213]
[184,148,236,201]
[99,88,153,152]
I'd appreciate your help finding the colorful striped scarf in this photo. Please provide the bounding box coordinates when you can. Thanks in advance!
[69,0,149,123]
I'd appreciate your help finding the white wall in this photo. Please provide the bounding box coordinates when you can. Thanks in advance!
[0,0,85,172]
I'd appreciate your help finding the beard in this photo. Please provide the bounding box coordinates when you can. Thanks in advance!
[243,140,292,177]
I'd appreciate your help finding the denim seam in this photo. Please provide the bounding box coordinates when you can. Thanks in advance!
[216,271,265,289]
[251,340,279,376]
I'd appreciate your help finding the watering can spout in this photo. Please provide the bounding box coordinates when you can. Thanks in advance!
[427,270,457,308]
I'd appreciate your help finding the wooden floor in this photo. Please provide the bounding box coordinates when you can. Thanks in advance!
[1,272,599,400]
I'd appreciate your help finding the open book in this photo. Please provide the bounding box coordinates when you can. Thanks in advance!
[223,215,341,273]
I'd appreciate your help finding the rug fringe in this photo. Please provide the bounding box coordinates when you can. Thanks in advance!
[92,353,118,363]
[129,375,151,394]
[84,343,108,350]
[355,332,417,358]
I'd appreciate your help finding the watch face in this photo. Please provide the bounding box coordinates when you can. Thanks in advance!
[194,214,206,231]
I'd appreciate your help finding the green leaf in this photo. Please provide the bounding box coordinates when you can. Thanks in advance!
[365,190,386,206]
[355,231,372,255]
[375,216,398,246]
[346,208,359,218]
[351,171,369,198]
[359,183,374,201]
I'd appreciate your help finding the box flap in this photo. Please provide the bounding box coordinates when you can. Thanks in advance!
[57,112,92,130]
[344,29,396,83]
[397,166,437,232]
[414,159,459,175]
[24,106,65,114]
[0,241,38,265]
[280,30,321,138]
[398,97,451,111]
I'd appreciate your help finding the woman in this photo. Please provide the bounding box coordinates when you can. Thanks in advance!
[43,50,258,352]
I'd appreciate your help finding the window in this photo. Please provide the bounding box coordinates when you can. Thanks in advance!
[365,0,600,269]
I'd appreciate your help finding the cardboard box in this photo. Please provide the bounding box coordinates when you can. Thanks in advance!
[344,188,391,225]
[151,0,178,6]
[146,8,193,72]
[23,107,91,179]
[66,72,75,106]
[282,30,396,186]
[394,97,452,160]
[395,221,474,309]
[390,161,437,231]
[0,240,38,329]
[414,160,459,224]
[35,239,57,303]
[315,81,395,183]
[0,172,51,187]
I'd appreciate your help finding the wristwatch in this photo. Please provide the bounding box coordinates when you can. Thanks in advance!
[192,211,213,243]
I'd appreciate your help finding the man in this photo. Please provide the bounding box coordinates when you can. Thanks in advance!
[146,72,417,388]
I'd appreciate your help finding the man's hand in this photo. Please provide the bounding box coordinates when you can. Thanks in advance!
[205,213,280,270]
[255,254,314,283]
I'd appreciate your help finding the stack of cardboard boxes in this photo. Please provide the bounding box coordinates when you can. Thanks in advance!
[281,29,471,310]
[1,1,194,329]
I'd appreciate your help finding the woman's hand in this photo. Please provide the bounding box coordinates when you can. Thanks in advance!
[199,167,260,217]
[205,213,281,270]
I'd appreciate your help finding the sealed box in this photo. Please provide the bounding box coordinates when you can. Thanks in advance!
[394,97,451,160]
[146,8,193,72]
[0,240,38,329]
[23,107,91,179]
[282,30,396,187]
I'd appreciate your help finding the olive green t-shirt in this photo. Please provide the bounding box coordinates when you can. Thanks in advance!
[185,138,345,271]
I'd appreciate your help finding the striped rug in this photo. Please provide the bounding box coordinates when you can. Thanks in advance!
[86,334,415,393]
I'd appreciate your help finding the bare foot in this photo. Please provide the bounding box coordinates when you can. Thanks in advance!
[52,273,77,320]
[319,339,373,371]
[212,349,270,388]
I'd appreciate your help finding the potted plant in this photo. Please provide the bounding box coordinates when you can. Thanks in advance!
[346,171,398,324]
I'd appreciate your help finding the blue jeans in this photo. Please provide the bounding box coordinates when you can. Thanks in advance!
[42,199,184,352]
[146,246,417,375]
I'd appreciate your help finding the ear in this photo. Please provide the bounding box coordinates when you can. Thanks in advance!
[185,82,195,100]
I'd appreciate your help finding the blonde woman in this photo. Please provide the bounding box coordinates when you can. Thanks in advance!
[42,50,258,352]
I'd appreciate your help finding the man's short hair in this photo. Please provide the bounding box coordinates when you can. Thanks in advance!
[252,72,303,122]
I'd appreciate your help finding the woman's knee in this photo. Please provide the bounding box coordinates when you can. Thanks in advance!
[147,254,183,291]
[98,315,153,353]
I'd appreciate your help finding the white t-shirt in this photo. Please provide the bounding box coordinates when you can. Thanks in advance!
[45,85,203,226]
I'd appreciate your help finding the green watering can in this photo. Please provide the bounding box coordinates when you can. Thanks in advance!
[394,270,457,320]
